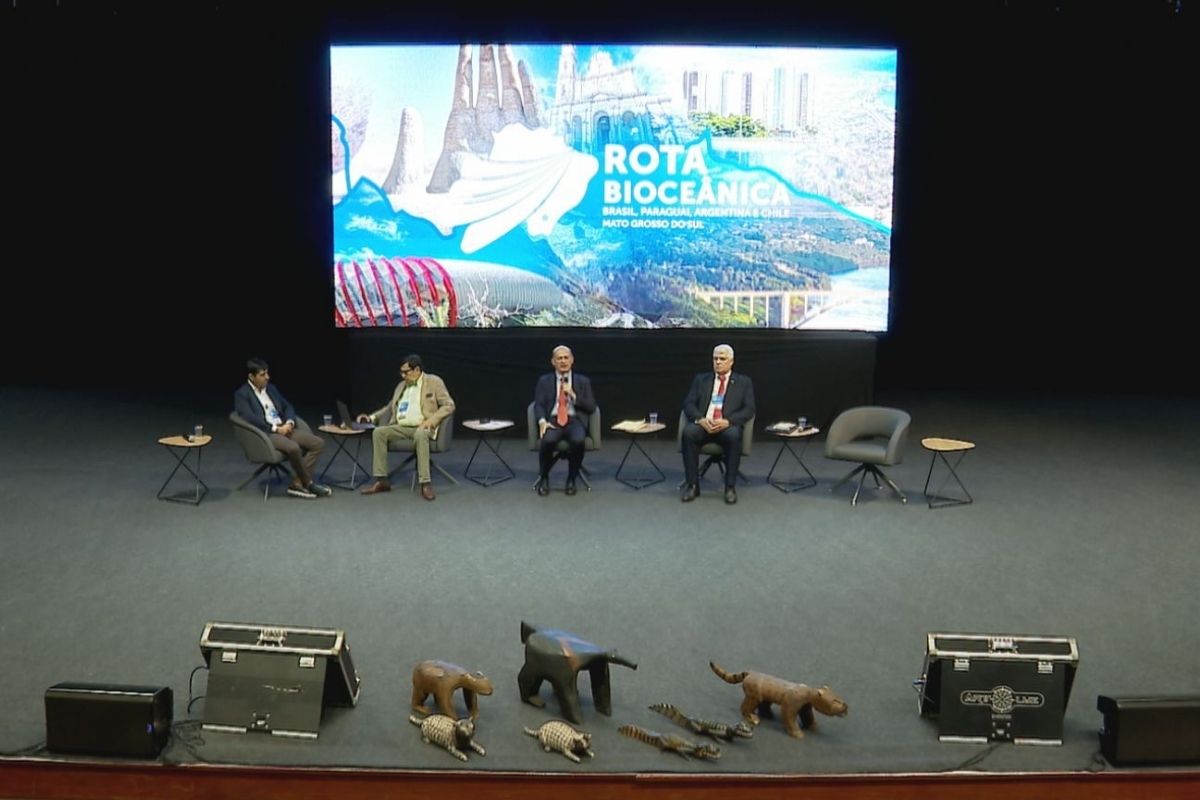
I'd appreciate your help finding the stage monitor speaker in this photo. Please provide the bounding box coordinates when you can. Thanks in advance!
[915,632,1078,745]
[1098,694,1200,766]
[45,683,173,758]
[199,621,361,739]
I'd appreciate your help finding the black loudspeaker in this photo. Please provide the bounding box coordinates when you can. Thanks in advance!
[45,683,173,758]
[1098,695,1200,766]
[199,622,361,739]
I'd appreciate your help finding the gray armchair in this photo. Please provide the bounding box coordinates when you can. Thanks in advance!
[676,410,755,485]
[229,411,314,500]
[375,405,458,488]
[824,406,911,505]
[526,402,601,490]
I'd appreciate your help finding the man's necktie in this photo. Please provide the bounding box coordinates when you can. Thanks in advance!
[557,378,569,426]
[713,374,727,420]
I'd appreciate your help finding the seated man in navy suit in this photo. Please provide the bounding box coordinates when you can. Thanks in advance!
[534,345,597,497]
[233,357,330,499]
[680,344,755,505]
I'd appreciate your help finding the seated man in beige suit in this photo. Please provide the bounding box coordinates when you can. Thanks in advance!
[358,354,455,501]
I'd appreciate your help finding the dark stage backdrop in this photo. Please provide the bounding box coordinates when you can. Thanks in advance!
[4,3,1192,397]
[346,330,876,439]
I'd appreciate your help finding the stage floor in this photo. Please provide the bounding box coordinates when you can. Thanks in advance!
[1,387,1197,782]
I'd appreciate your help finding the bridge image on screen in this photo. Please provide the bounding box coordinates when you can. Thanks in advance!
[331,43,895,330]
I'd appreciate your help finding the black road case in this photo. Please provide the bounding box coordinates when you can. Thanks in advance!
[199,622,360,739]
[916,633,1078,745]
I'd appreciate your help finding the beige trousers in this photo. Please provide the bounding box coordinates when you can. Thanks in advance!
[371,425,431,483]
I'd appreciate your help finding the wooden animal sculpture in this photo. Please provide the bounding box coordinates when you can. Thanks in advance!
[517,621,638,724]
[649,702,754,742]
[524,720,595,763]
[618,724,721,760]
[408,713,487,762]
[411,659,494,721]
[710,661,848,739]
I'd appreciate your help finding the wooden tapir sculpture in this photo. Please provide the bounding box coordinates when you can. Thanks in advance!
[517,621,638,724]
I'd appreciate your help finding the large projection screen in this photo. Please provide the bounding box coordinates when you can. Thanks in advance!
[331,44,895,330]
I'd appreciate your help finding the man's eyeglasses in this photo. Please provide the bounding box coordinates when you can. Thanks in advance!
[400,368,412,375]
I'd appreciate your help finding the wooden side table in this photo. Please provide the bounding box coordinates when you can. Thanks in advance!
[462,419,516,487]
[922,437,975,509]
[765,425,820,493]
[157,434,211,505]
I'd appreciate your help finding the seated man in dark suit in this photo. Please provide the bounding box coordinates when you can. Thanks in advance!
[534,345,597,496]
[680,344,755,505]
[233,357,330,499]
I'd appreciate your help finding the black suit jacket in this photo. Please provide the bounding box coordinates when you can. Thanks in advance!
[233,382,297,433]
[683,371,755,427]
[534,372,596,429]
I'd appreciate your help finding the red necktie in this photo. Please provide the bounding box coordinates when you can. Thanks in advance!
[713,374,727,420]
[557,379,569,426]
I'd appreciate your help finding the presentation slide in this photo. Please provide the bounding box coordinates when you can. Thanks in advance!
[331,43,895,330]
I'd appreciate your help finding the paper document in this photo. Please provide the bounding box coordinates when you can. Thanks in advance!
[468,419,513,431]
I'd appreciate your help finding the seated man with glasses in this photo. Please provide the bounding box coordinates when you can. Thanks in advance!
[357,355,456,501]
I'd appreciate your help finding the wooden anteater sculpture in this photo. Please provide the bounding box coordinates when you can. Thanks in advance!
[710,661,848,739]
[411,659,494,721]
[518,621,638,724]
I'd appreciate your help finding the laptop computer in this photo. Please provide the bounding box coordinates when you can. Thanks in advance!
[336,399,374,431]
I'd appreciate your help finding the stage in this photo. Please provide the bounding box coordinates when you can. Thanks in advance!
[2,387,1198,798]
[4,0,1195,796]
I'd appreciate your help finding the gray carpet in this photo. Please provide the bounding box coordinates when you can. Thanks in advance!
[1,387,1196,775]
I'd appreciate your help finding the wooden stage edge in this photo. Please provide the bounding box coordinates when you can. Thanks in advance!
[3,759,1200,800]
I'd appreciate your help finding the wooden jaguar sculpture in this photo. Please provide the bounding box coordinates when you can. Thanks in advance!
[411,660,494,721]
[710,661,848,739]
[517,621,638,724]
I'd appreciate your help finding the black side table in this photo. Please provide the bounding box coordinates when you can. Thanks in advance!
[765,425,820,492]
[318,425,371,490]
[462,419,516,487]
[612,421,666,490]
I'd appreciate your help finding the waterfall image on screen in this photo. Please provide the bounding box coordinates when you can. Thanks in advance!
[331,44,895,330]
